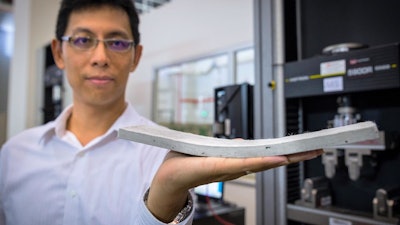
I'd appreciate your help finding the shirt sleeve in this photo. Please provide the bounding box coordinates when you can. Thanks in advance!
[132,190,194,225]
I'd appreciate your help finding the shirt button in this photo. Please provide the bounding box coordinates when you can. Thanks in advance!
[77,151,85,158]
[69,190,77,198]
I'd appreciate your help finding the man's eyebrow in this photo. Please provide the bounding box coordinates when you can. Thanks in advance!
[69,28,131,39]
[70,27,94,35]
[106,31,131,39]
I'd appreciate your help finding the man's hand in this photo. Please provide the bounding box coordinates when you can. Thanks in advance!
[146,149,324,222]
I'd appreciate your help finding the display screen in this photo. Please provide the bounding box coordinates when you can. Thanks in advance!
[194,182,224,202]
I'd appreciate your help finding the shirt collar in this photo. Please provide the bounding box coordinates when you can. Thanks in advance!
[54,104,74,138]
[38,102,145,144]
[109,102,144,132]
[37,104,73,144]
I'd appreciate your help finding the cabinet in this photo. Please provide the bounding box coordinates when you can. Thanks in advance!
[194,204,245,225]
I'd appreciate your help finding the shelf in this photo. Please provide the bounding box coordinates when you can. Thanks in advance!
[287,204,398,225]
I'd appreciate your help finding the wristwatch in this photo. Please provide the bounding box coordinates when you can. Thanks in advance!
[143,189,193,224]
[168,195,193,224]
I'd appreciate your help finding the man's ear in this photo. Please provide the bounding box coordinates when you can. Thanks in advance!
[51,38,65,70]
[130,44,143,72]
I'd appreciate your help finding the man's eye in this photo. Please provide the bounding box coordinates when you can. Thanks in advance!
[110,40,126,47]
[108,40,131,50]
[73,37,93,47]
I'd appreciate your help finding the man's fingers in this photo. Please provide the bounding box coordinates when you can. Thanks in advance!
[283,149,324,164]
[162,149,324,185]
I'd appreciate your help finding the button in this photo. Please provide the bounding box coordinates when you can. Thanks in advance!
[69,190,77,198]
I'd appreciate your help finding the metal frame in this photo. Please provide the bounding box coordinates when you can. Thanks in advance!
[254,0,287,224]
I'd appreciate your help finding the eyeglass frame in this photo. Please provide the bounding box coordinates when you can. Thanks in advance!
[60,35,135,53]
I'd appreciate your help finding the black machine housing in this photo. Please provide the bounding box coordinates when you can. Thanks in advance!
[284,42,400,224]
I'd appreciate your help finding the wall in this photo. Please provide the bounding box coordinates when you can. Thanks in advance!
[7,0,59,138]
[129,0,254,118]
[225,176,256,225]
[7,0,255,224]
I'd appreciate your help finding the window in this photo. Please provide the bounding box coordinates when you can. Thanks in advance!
[154,46,254,135]
[236,47,255,85]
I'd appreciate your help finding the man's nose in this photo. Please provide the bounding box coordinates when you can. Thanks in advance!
[91,41,109,67]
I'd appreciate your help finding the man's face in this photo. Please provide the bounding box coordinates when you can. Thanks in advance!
[52,5,142,108]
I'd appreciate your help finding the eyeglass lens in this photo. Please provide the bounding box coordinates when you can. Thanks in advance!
[69,36,133,52]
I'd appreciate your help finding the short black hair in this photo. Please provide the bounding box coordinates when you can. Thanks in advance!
[55,0,140,46]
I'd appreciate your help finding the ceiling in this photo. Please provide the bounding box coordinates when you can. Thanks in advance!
[134,0,171,14]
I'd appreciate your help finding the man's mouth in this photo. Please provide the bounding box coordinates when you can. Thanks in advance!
[86,76,114,85]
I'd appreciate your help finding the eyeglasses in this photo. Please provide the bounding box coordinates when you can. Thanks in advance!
[61,36,135,53]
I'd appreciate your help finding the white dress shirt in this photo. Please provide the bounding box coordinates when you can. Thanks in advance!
[0,103,193,225]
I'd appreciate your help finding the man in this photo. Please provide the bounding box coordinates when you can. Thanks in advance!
[0,0,323,224]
